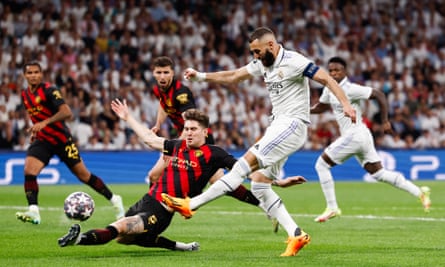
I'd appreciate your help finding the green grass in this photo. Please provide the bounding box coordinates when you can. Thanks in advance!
[1,181,444,267]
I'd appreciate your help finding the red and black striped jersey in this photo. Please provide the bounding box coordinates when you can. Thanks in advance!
[149,139,237,201]
[152,80,196,134]
[21,82,72,144]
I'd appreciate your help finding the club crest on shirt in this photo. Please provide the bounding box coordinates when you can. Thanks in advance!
[278,70,284,79]
[194,150,203,157]
[176,93,189,104]
[53,90,62,99]
[35,96,41,104]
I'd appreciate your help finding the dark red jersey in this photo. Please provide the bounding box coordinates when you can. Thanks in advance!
[149,139,237,201]
[21,82,72,144]
[152,80,196,133]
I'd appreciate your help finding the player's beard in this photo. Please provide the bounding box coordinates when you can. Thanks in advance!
[261,49,275,67]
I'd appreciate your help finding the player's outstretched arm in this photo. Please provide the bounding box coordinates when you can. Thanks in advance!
[183,67,252,84]
[111,98,165,150]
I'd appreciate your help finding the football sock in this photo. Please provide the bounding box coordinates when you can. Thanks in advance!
[29,204,39,214]
[86,174,113,200]
[24,174,38,205]
[78,226,118,245]
[371,169,422,197]
[132,234,175,249]
[315,157,339,209]
[190,158,250,210]
[251,182,298,237]
[174,241,193,251]
[226,185,260,206]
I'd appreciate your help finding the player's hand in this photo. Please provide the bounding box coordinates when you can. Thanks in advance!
[183,68,197,81]
[111,98,129,121]
[274,176,307,188]
[183,68,205,82]
[27,121,48,135]
[344,105,357,123]
[151,125,160,133]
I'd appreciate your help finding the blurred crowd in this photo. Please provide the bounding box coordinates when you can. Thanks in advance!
[0,0,445,152]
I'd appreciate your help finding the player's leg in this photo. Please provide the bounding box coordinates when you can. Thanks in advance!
[123,233,200,251]
[314,132,359,222]
[250,161,310,256]
[208,168,260,206]
[16,141,51,224]
[365,162,431,212]
[361,129,431,212]
[314,153,343,222]
[248,118,309,256]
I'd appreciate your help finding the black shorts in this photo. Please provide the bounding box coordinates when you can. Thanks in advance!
[125,194,174,236]
[27,139,82,168]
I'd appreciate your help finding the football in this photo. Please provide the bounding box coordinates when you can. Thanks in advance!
[63,191,95,221]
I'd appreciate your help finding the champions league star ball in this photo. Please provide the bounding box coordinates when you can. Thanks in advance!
[64,191,95,221]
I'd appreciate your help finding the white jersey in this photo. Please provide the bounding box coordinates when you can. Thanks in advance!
[319,77,372,135]
[246,46,313,123]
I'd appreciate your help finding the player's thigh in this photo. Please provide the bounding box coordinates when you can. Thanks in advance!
[56,140,88,179]
[355,130,381,166]
[255,157,287,181]
[128,194,173,234]
[250,117,307,168]
[324,131,363,164]
[25,141,53,174]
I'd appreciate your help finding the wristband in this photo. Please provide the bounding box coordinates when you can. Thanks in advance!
[195,71,206,82]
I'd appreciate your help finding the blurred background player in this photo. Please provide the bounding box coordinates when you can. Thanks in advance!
[310,56,431,222]
[16,62,124,224]
[147,56,214,185]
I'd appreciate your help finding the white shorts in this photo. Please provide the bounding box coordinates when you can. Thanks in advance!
[249,115,307,179]
[324,125,380,167]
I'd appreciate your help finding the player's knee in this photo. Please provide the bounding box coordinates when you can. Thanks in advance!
[315,156,331,172]
[250,181,272,199]
[231,157,252,178]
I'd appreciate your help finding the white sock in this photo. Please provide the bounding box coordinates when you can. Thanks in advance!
[371,169,422,197]
[190,158,251,210]
[315,157,338,210]
[29,204,39,213]
[175,241,190,251]
[251,182,298,237]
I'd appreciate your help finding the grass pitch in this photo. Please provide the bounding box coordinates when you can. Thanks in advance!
[0,181,444,267]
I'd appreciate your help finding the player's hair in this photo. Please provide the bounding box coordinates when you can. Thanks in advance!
[23,61,42,73]
[183,109,209,128]
[152,56,174,69]
[328,57,347,68]
[249,27,274,43]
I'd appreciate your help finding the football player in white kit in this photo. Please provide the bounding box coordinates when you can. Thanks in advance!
[311,56,431,223]
[162,27,356,256]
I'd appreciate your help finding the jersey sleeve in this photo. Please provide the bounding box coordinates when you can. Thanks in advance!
[175,86,196,113]
[210,146,238,170]
[163,139,181,156]
[46,85,66,108]
[319,87,330,104]
[246,60,263,77]
[348,84,373,101]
